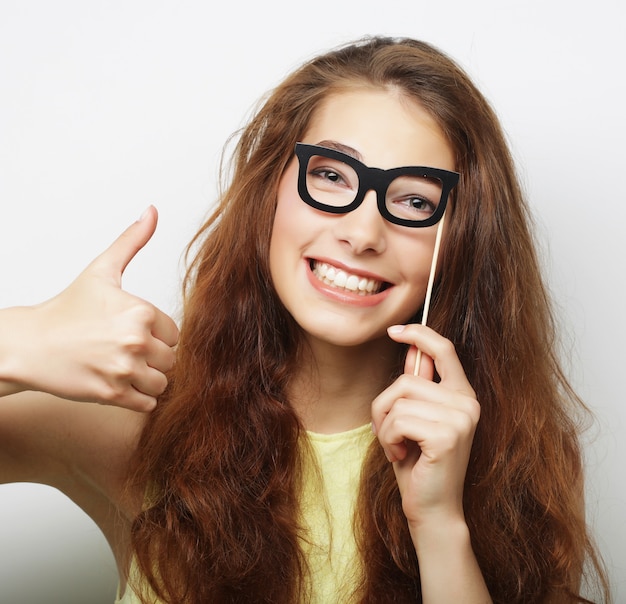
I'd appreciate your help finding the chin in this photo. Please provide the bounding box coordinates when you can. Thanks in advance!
[303,323,390,349]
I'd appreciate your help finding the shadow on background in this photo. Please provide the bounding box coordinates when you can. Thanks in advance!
[0,483,118,604]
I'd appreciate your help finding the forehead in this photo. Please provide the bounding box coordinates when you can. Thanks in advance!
[301,88,455,171]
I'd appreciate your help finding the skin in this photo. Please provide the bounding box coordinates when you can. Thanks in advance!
[0,90,492,602]
[0,208,173,585]
[270,89,455,352]
[270,89,490,601]
[270,88,456,432]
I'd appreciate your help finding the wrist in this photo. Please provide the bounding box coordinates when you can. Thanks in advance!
[409,515,492,603]
[0,306,36,396]
[408,512,472,557]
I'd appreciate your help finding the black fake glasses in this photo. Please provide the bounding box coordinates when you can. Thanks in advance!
[295,143,459,228]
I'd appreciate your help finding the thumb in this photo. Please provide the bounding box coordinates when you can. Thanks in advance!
[89,206,158,283]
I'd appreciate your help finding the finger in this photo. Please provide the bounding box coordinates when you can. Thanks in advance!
[89,206,159,283]
[151,309,179,348]
[371,376,479,442]
[130,365,169,399]
[377,413,433,463]
[99,382,159,412]
[145,338,177,374]
[119,390,158,413]
[374,376,478,417]
[387,324,474,394]
[377,400,476,463]
[404,344,434,380]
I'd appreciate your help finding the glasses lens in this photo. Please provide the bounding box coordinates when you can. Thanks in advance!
[300,145,450,226]
[385,175,444,223]
[304,153,359,208]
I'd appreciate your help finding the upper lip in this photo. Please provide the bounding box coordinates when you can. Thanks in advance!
[308,257,393,286]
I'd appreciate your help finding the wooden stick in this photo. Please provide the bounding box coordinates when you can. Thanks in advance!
[413,211,446,376]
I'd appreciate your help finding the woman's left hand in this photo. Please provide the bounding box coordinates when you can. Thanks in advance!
[371,323,480,530]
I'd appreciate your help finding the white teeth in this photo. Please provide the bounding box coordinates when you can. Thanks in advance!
[345,275,359,291]
[334,271,347,288]
[312,262,383,295]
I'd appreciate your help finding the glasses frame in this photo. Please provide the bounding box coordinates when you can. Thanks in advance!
[295,142,460,228]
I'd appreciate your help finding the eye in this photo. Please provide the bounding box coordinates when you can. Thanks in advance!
[386,174,443,221]
[406,196,435,213]
[306,155,358,192]
[389,195,437,220]
[309,168,346,185]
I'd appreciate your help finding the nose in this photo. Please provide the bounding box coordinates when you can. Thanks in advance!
[334,190,387,255]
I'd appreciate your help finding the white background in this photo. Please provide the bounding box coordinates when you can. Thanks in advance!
[0,1,624,602]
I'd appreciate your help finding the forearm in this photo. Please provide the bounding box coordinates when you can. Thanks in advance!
[0,306,33,397]
[410,516,492,604]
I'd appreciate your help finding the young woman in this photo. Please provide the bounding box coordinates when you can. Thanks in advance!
[0,36,610,603]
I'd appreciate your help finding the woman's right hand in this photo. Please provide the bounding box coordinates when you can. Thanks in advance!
[0,206,179,411]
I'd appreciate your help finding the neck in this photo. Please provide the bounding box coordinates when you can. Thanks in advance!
[288,335,401,434]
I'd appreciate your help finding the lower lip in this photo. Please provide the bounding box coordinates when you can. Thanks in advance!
[305,261,391,307]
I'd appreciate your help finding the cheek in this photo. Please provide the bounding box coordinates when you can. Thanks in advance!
[270,160,322,254]
[271,184,298,256]
[269,215,292,284]
[395,229,440,282]
[270,169,306,276]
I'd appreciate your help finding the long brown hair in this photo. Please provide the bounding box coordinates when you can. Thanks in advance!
[129,37,609,603]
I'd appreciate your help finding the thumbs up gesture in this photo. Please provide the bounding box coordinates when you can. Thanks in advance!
[6,207,179,410]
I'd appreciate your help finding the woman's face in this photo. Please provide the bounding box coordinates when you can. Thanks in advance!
[269,88,455,348]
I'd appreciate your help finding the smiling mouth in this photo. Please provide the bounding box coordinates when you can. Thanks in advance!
[310,260,389,295]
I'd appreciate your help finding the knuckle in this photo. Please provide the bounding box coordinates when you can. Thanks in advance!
[450,399,480,435]
[163,348,176,372]
[370,395,384,416]
[111,356,136,380]
[456,411,476,435]
[166,319,180,344]
[395,374,414,390]
[98,381,127,405]
[387,411,409,435]
[154,373,169,395]
[393,397,413,415]
[435,425,462,453]
[459,395,481,424]
[132,302,157,326]
[121,333,149,356]
[468,397,481,421]
[437,338,456,358]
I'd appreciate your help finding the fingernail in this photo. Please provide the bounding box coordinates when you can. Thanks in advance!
[387,325,405,334]
[138,206,152,222]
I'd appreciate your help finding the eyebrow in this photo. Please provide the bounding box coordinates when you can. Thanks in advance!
[315,140,363,162]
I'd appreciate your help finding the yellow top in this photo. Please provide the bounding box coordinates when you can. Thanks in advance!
[116,423,374,604]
